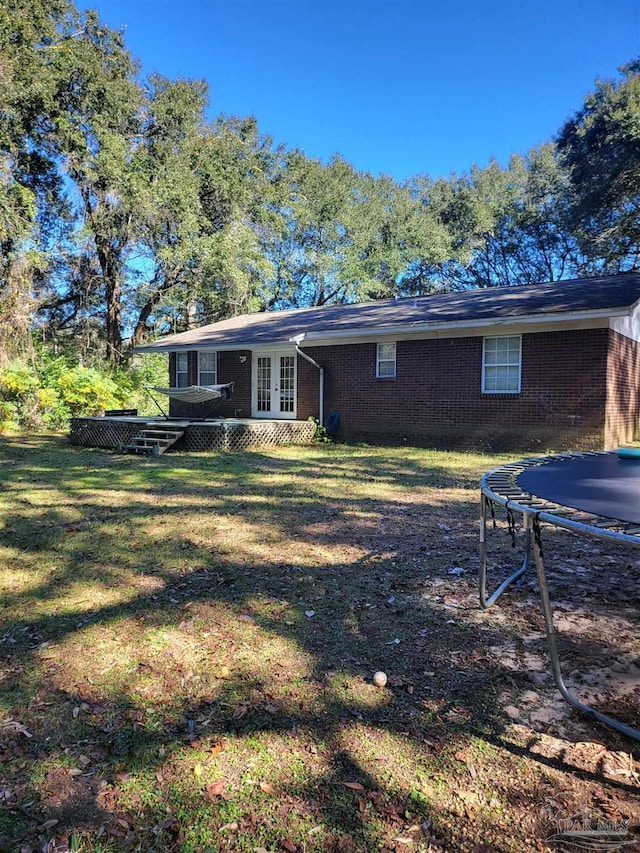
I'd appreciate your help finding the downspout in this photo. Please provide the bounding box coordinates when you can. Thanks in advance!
[290,335,324,425]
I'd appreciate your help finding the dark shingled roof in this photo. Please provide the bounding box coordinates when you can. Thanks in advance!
[136,272,640,351]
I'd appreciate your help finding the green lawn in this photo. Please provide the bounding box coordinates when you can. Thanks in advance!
[0,435,638,852]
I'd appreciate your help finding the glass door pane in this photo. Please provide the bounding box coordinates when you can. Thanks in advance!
[279,355,295,413]
[257,356,271,412]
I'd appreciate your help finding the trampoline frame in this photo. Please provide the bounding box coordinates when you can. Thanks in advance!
[480,451,640,742]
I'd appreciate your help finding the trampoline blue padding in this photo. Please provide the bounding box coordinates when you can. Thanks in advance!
[517,453,640,526]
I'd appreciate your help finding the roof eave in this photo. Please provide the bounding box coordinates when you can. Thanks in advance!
[132,339,293,354]
[132,306,631,353]
[295,307,631,344]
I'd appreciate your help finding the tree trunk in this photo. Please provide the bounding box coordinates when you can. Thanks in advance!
[130,267,183,348]
[95,237,122,365]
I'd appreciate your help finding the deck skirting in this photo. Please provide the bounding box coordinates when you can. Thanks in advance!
[70,417,315,452]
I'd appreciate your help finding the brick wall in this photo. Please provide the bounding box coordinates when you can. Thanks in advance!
[301,328,610,451]
[160,327,633,453]
[296,354,321,420]
[166,350,319,420]
[168,350,252,418]
[605,330,640,448]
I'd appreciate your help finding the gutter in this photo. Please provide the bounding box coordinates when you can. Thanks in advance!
[290,334,324,425]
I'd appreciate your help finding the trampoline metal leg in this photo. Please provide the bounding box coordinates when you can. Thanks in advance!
[480,493,531,609]
[527,512,640,742]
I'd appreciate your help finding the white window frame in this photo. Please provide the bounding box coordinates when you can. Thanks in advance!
[198,351,217,386]
[175,352,189,388]
[377,342,397,378]
[482,335,522,394]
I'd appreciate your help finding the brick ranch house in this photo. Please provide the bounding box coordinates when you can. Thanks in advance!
[134,273,640,451]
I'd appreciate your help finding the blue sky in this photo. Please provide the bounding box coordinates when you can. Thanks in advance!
[81,0,639,182]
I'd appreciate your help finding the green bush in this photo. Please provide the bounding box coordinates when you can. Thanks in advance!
[0,361,39,398]
[308,416,332,443]
[0,361,40,429]
[57,366,121,416]
[37,386,70,429]
[0,350,169,431]
[0,400,19,434]
[115,353,168,415]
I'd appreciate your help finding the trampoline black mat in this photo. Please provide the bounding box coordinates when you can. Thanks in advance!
[517,453,640,526]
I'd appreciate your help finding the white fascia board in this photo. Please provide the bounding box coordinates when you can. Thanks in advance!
[610,300,640,342]
[295,309,623,347]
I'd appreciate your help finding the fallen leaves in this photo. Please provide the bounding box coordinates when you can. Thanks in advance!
[206,779,226,798]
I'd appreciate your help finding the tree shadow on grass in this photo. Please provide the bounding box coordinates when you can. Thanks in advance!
[0,436,639,851]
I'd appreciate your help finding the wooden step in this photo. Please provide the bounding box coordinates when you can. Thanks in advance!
[121,443,158,456]
[120,429,184,456]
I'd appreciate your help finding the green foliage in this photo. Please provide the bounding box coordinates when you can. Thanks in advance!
[56,366,121,415]
[0,399,19,433]
[307,416,332,443]
[557,61,640,270]
[0,361,40,431]
[36,385,68,429]
[0,361,39,398]
[0,353,143,430]
[114,353,167,415]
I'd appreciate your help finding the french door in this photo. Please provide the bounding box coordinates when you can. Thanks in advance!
[252,350,296,418]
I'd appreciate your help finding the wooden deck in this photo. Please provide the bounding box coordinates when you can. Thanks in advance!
[70,416,316,453]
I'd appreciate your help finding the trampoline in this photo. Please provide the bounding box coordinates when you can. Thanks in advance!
[480,451,640,741]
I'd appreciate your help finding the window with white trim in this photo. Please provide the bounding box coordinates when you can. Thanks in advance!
[482,336,521,393]
[198,351,217,386]
[176,352,189,387]
[377,342,397,378]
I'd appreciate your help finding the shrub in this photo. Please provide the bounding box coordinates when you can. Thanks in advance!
[0,361,40,429]
[37,386,70,429]
[0,400,19,434]
[308,416,332,443]
[57,366,121,416]
[0,361,38,398]
[117,353,168,415]
[0,351,165,430]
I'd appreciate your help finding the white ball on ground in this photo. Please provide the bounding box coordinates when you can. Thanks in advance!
[372,671,387,688]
